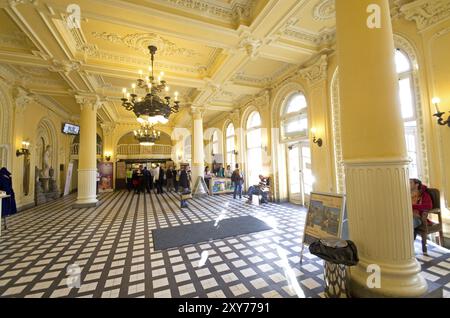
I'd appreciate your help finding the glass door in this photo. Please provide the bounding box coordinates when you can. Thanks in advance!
[287,142,312,206]
[287,144,302,204]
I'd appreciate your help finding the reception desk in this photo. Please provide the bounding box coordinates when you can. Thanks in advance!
[210,177,234,195]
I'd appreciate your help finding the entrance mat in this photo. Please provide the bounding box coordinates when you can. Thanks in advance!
[152,216,272,250]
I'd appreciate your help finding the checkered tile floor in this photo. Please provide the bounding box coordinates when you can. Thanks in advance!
[0,191,449,298]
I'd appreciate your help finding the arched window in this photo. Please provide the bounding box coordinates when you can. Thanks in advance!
[184,135,191,163]
[246,111,262,185]
[281,93,308,138]
[226,123,235,169]
[396,49,421,179]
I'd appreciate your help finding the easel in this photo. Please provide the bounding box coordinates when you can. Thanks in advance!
[192,176,210,198]
[299,192,347,266]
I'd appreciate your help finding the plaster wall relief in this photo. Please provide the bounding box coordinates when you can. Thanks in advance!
[401,0,450,31]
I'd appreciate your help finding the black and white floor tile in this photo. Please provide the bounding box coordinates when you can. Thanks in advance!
[0,191,449,298]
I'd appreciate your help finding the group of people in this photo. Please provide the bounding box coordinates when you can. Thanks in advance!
[125,164,191,195]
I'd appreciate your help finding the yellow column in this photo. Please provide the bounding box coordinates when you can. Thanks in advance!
[74,96,101,208]
[191,106,205,187]
[336,0,427,297]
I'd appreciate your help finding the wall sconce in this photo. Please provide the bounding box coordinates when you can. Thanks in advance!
[311,128,323,147]
[432,97,450,127]
[104,152,112,161]
[16,141,30,157]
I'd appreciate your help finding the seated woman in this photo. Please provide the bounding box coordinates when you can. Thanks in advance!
[410,178,433,230]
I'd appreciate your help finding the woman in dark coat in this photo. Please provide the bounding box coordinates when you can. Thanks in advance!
[0,167,17,217]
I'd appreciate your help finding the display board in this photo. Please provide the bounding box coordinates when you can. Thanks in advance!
[98,162,114,192]
[300,192,347,264]
[210,177,234,194]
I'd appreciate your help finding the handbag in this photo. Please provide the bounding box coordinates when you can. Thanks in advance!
[308,239,359,266]
[181,191,192,200]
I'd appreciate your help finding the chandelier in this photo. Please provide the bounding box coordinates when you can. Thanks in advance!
[121,45,180,124]
[134,123,161,146]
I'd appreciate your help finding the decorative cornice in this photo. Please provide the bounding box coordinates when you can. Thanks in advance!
[299,54,328,85]
[91,32,201,58]
[401,0,450,31]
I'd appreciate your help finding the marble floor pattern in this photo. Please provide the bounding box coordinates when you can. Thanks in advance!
[0,191,449,298]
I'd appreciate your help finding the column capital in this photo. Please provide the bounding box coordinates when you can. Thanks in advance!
[190,105,206,119]
[75,95,105,111]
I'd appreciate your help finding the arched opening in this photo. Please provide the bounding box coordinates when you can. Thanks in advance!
[281,92,311,205]
[225,122,236,169]
[246,111,263,186]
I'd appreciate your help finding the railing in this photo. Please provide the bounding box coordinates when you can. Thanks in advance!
[71,143,102,156]
[117,144,172,156]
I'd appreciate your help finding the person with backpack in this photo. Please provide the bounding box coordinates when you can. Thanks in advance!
[231,164,244,200]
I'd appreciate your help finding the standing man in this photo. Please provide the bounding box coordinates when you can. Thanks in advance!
[231,164,244,200]
[143,166,151,193]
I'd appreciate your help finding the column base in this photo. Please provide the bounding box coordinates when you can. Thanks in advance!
[349,257,428,298]
[344,158,428,298]
[73,200,99,209]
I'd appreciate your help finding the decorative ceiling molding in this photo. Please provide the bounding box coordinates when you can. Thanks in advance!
[401,0,450,31]
[91,32,202,58]
[313,0,335,21]
[283,26,336,47]
[232,63,294,87]
[153,0,254,26]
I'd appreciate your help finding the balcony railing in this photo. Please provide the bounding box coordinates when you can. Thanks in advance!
[117,144,172,156]
[71,143,102,156]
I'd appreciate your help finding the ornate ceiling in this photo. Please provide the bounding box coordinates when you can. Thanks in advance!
[0,0,447,126]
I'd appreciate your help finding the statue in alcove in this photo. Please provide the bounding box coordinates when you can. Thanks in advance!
[42,145,52,178]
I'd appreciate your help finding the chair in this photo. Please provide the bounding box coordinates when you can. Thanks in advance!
[415,188,444,254]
